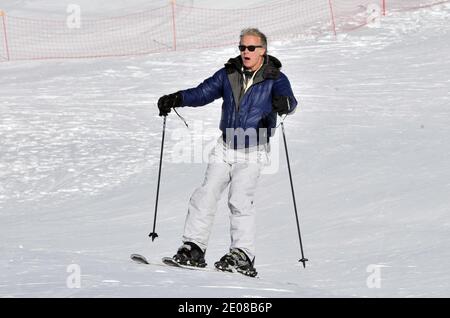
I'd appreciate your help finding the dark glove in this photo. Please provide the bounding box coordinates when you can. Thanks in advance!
[272,95,290,115]
[157,92,183,116]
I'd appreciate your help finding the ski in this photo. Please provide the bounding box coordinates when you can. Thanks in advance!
[130,254,259,278]
[130,254,213,272]
[162,257,212,272]
[130,253,151,265]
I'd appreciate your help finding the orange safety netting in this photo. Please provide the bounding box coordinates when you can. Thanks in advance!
[0,0,448,62]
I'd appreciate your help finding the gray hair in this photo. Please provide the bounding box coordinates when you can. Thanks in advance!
[240,28,267,49]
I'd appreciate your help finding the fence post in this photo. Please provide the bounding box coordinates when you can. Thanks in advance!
[0,10,10,61]
[382,0,386,16]
[328,0,337,37]
[171,0,177,51]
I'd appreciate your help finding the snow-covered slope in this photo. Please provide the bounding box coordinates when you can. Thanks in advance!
[1,1,450,297]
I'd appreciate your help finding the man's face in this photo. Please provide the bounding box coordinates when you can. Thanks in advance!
[240,35,266,71]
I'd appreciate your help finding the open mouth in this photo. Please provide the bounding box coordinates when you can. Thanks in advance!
[244,57,251,61]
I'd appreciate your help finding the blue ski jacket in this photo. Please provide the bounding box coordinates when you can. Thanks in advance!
[179,55,297,148]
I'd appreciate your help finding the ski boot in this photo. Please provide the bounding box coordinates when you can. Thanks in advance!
[214,248,257,277]
[172,242,207,268]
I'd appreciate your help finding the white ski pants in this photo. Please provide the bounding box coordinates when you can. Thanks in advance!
[182,138,268,260]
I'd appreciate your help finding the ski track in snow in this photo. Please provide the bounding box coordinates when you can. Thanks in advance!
[1,2,450,297]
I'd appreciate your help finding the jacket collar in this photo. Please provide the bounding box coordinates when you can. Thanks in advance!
[224,55,282,80]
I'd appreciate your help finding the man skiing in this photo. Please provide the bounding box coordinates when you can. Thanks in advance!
[157,28,297,277]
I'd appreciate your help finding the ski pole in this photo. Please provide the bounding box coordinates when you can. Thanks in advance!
[149,115,167,241]
[280,121,309,268]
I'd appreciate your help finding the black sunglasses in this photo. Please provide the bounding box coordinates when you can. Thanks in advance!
[238,45,263,52]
